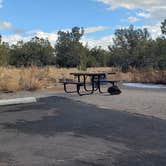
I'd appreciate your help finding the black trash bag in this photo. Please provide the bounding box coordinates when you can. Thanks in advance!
[107,85,121,95]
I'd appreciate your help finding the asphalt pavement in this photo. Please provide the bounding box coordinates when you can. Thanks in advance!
[0,96,166,166]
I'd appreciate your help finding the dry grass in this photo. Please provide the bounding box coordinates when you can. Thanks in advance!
[119,68,166,84]
[0,66,49,92]
[0,66,165,92]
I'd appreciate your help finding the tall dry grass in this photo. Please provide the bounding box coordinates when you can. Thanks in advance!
[0,66,49,92]
[119,68,166,84]
[0,66,165,92]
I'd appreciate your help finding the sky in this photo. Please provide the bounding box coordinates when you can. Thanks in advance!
[0,0,165,49]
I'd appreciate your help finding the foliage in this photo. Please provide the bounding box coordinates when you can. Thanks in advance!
[0,20,166,72]
[108,24,165,72]
[87,47,110,67]
[0,35,10,66]
[161,19,166,35]
[155,37,166,69]
[108,25,151,72]
[55,26,87,69]
[9,37,55,67]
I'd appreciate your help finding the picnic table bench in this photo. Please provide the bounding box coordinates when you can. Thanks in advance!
[62,80,84,94]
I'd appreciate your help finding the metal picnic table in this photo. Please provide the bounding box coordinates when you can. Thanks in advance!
[62,71,120,96]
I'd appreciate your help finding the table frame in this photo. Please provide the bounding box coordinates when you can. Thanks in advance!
[64,72,116,96]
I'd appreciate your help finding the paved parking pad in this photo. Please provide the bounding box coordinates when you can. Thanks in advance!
[0,96,166,166]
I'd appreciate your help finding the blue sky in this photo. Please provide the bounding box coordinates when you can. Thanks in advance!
[0,0,165,49]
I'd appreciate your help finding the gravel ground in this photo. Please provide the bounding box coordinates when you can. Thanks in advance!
[0,86,166,165]
[57,85,166,120]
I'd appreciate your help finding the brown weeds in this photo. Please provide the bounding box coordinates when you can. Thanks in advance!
[0,66,165,92]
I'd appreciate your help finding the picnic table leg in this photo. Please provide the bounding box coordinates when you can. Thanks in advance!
[93,75,109,93]
[90,76,100,92]
[76,83,82,96]
[83,75,95,92]
[90,75,96,94]
[77,84,95,96]
[93,75,103,93]
[91,75,103,93]
[75,75,95,96]
[78,76,96,96]
[97,75,103,93]
[77,75,80,82]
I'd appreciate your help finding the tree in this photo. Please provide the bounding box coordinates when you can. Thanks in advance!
[108,25,151,71]
[88,47,109,67]
[161,18,166,35]
[55,27,87,69]
[10,37,55,67]
[155,37,166,69]
[0,35,10,66]
[133,39,157,69]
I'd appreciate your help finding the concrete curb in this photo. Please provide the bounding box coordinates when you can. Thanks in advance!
[0,97,37,106]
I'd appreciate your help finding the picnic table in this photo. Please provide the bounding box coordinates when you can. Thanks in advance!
[62,72,120,96]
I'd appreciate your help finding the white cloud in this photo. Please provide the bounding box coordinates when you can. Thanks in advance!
[1,23,162,50]
[137,12,150,19]
[0,21,25,34]
[82,23,162,49]
[97,0,166,20]
[82,23,163,49]
[2,29,113,49]
[0,20,25,34]
[116,23,162,39]
[0,0,3,8]
[127,16,139,23]
[82,35,114,50]
[0,21,12,30]
[26,29,43,35]
[84,26,110,34]
[24,26,110,48]
[34,31,58,45]
[2,30,58,46]
[2,34,32,45]
[140,23,162,39]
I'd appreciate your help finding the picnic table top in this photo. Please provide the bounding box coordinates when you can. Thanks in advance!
[70,72,116,76]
